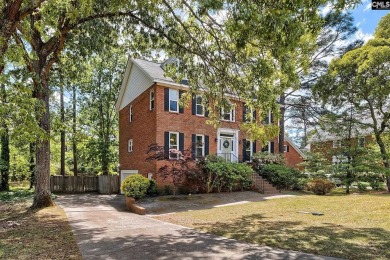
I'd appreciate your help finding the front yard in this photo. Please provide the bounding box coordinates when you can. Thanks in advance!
[0,188,81,259]
[154,192,390,260]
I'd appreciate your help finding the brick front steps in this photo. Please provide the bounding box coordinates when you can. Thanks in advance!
[251,173,280,194]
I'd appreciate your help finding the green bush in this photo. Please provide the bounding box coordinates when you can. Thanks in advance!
[120,174,150,199]
[258,164,306,190]
[306,178,335,195]
[357,182,368,191]
[201,160,253,192]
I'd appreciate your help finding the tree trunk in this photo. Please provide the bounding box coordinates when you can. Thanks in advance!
[72,86,78,176]
[0,0,23,75]
[60,85,65,176]
[29,142,36,189]
[374,132,390,192]
[0,84,9,191]
[32,79,54,208]
[278,93,286,155]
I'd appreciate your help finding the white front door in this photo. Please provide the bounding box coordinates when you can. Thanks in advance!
[218,130,238,162]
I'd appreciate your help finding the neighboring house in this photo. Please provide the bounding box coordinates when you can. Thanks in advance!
[115,58,305,186]
[308,128,374,164]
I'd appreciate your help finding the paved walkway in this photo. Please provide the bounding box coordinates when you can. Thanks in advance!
[57,194,340,260]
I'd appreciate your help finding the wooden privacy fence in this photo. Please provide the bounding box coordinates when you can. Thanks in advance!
[50,175,120,194]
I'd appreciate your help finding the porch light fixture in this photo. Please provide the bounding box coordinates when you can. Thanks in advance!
[215,138,218,142]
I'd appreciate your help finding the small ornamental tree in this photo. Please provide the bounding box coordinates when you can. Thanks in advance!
[146,143,195,196]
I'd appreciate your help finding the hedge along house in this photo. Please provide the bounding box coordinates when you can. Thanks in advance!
[115,58,305,186]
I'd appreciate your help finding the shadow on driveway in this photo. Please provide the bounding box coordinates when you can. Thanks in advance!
[56,194,339,260]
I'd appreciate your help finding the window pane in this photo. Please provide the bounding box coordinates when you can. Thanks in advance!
[196,104,203,115]
[170,133,177,145]
[169,89,178,101]
[170,100,178,111]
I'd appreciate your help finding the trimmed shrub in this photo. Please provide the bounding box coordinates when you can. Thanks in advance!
[121,174,150,199]
[258,164,306,190]
[201,160,253,192]
[306,178,335,195]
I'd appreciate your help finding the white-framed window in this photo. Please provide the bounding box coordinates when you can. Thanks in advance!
[169,89,179,112]
[169,132,179,159]
[244,140,252,162]
[128,139,133,152]
[358,137,365,147]
[147,173,153,180]
[244,105,253,123]
[284,145,288,152]
[195,95,204,116]
[195,134,205,158]
[333,140,342,148]
[150,89,155,110]
[222,108,235,122]
[129,105,133,122]
[332,155,347,165]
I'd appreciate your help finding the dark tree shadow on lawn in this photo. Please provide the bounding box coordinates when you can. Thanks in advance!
[193,213,390,260]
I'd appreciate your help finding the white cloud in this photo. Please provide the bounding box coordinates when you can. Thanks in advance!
[320,3,332,16]
[355,29,374,42]
[363,3,371,11]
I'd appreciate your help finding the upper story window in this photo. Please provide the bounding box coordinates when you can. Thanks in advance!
[358,137,365,147]
[169,132,179,159]
[196,95,204,116]
[222,108,235,122]
[169,89,179,112]
[244,105,256,123]
[128,139,133,152]
[284,145,289,152]
[150,89,155,110]
[129,105,133,122]
[195,134,205,158]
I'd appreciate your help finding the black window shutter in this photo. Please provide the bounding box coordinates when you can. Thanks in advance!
[164,132,169,159]
[243,105,246,122]
[253,110,257,120]
[253,141,256,153]
[270,112,274,124]
[205,135,209,156]
[164,88,169,111]
[242,139,247,161]
[191,95,196,115]
[205,107,209,117]
[270,141,274,154]
[179,91,184,113]
[191,134,196,159]
[287,145,290,152]
[179,133,184,153]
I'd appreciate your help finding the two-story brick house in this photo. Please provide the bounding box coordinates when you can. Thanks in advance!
[116,58,305,186]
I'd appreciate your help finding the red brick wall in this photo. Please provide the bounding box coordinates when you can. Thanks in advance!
[284,141,304,169]
[119,84,157,178]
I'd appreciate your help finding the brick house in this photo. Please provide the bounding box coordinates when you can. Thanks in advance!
[309,128,374,164]
[115,58,305,185]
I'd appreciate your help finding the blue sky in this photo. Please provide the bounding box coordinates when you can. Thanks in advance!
[350,0,389,39]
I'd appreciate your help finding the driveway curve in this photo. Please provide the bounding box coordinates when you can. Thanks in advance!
[57,194,340,260]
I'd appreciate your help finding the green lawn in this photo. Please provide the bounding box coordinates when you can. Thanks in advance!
[155,193,390,260]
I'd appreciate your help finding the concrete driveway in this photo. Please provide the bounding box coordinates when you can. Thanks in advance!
[56,194,340,260]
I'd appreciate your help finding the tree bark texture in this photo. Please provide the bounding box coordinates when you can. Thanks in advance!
[60,85,65,176]
[29,142,36,189]
[72,86,78,176]
[0,84,9,191]
[32,78,54,208]
[278,93,286,156]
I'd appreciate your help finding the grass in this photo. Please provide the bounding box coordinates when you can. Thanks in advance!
[0,188,81,259]
[155,193,390,260]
